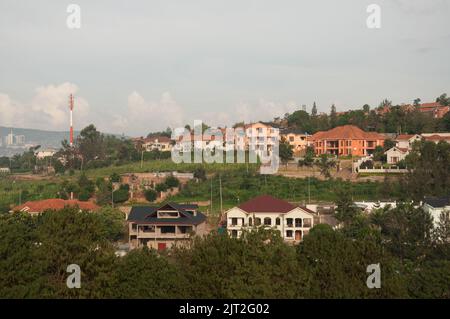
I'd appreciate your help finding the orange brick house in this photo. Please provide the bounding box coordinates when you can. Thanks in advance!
[310,125,386,156]
[11,199,100,216]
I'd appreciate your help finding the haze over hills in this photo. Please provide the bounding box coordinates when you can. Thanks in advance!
[0,126,78,157]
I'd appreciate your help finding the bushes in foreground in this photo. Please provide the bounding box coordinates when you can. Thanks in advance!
[0,207,449,298]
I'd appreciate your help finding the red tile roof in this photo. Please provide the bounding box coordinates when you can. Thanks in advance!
[311,125,385,141]
[396,134,416,140]
[424,134,450,142]
[143,136,171,143]
[238,195,296,213]
[420,102,443,108]
[12,199,99,213]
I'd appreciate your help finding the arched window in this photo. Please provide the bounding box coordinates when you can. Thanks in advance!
[276,218,281,226]
[255,218,261,226]
[249,217,253,226]
[264,217,272,226]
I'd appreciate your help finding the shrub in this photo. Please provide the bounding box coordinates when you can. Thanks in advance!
[78,189,91,201]
[113,188,129,203]
[165,176,180,188]
[155,183,168,193]
[144,189,157,202]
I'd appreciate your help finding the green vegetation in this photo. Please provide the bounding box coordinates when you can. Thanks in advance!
[285,94,450,134]
[1,204,449,298]
[171,170,400,213]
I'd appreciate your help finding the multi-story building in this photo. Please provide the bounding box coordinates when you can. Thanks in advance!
[6,132,14,146]
[242,122,280,157]
[310,125,385,156]
[280,128,310,156]
[226,195,315,243]
[15,135,25,145]
[127,203,208,250]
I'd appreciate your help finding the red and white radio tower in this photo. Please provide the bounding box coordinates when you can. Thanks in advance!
[69,94,74,146]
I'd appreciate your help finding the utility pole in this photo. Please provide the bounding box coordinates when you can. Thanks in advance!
[140,149,144,169]
[219,175,223,214]
[308,175,311,204]
[111,186,115,208]
[210,177,213,214]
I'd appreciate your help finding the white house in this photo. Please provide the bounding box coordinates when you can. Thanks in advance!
[35,149,57,159]
[385,146,409,164]
[422,197,450,227]
[226,195,315,242]
[395,134,422,149]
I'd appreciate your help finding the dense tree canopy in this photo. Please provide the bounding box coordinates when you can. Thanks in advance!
[1,202,449,298]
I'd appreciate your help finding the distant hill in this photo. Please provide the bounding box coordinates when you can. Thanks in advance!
[0,126,78,157]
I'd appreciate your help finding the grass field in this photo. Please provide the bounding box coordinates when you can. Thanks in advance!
[80,159,259,179]
[1,158,398,213]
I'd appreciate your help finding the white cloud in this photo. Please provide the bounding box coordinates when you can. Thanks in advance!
[0,82,90,131]
[233,99,297,124]
[112,91,185,136]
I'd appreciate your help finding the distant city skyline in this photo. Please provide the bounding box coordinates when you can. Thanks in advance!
[1,0,449,136]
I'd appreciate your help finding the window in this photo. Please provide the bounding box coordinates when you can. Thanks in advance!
[160,226,175,234]
[249,217,253,226]
[178,226,192,234]
[286,218,293,227]
[295,218,302,227]
[276,218,280,226]
[231,230,238,238]
[255,218,261,226]
[289,136,294,142]
[264,217,272,226]
[286,230,293,238]
[231,218,238,226]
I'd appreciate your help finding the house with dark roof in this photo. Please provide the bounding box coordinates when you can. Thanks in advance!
[423,196,450,227]
[225,195,315,242]
[127,203,207,250]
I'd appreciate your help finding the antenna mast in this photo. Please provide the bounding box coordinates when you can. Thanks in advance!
[69,94,74,147]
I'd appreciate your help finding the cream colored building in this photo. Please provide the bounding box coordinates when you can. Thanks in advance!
[280,129,310,156]
[243,122,280,157]
[226,195,315,242]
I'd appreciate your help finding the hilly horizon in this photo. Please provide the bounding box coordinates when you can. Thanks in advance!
[0,126,124,157]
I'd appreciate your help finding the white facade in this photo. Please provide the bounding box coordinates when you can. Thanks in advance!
[423,202,450,228]
[36,149,57,159]
[245,122,279,158]
[226,206,314,242]
[396,134,422,149]
[385,147,409,164]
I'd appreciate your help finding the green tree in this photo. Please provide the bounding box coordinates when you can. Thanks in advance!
[279,137,294,165]
[165,175,180,188]
[144,189,158,202]
[316,154,336,178]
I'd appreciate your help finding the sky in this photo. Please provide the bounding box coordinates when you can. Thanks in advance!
[0,0,449,136]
